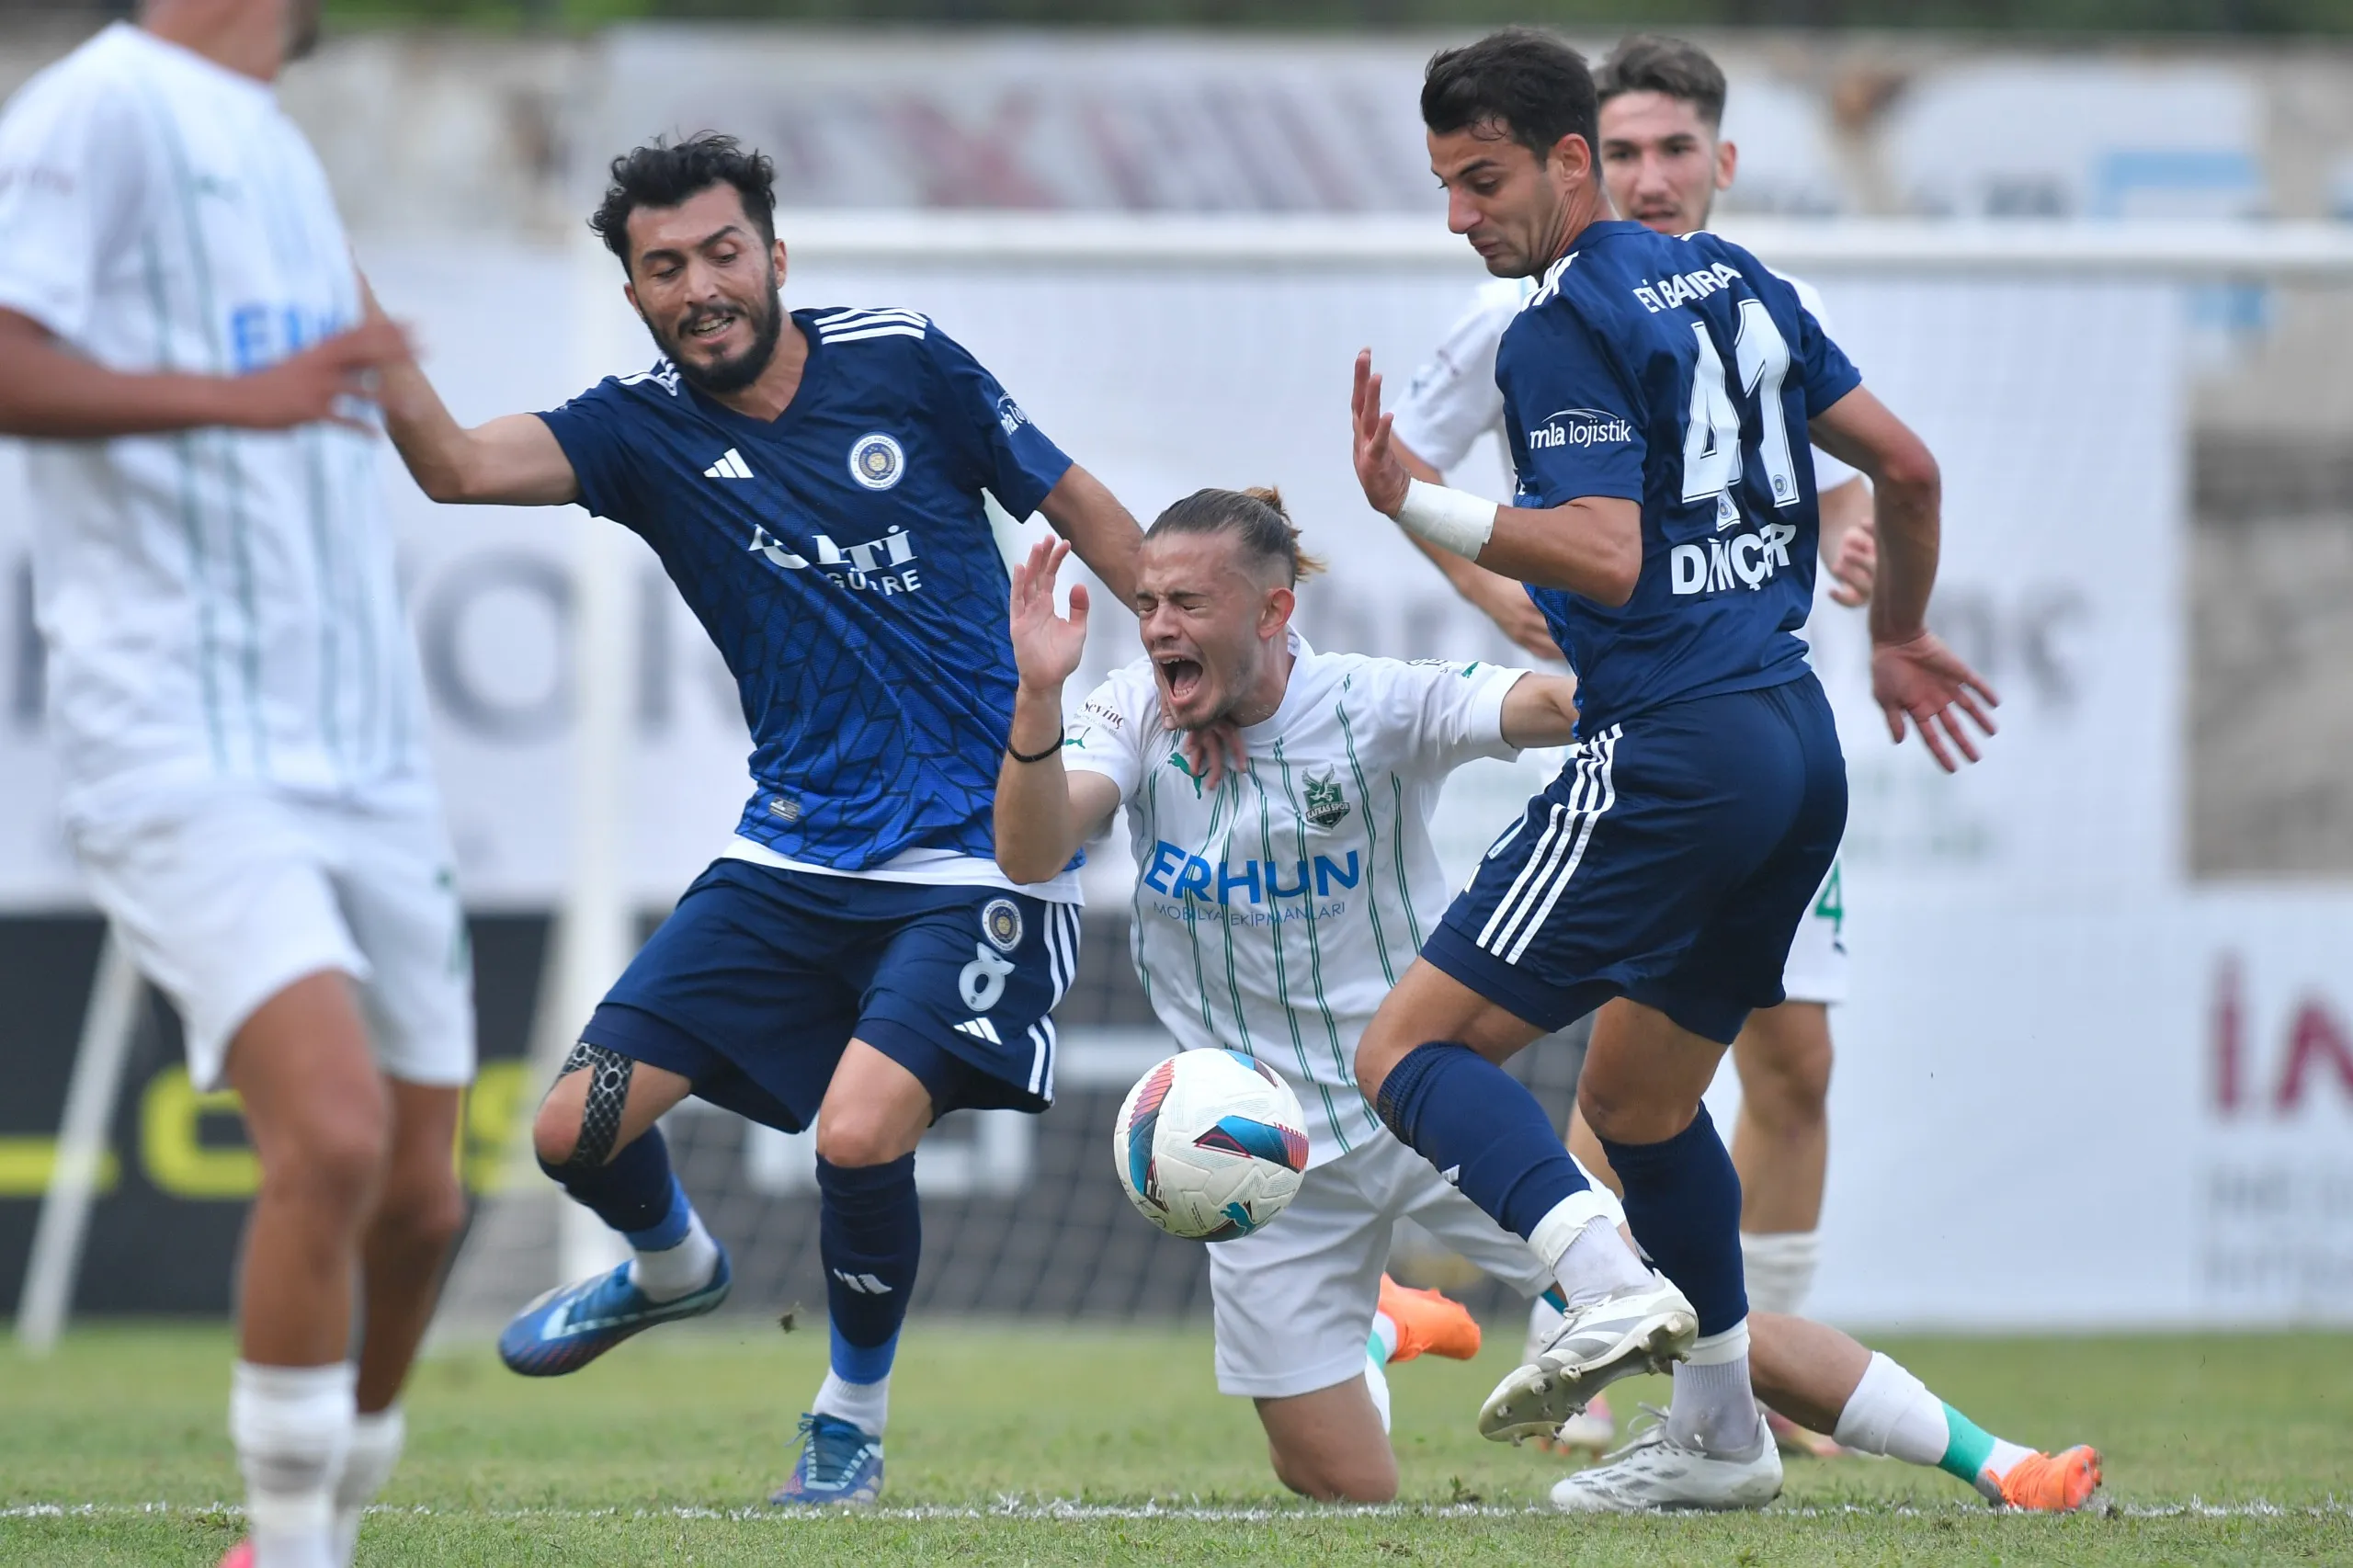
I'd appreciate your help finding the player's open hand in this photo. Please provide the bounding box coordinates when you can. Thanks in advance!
[1010,537,1090,693]
[1825,520,1877,608]
[1351,349,1410,518]
[229,318,412,434]
[1872,631,1998,772]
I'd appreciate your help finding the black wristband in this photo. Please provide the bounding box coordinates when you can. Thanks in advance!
[1006,727,1064,765]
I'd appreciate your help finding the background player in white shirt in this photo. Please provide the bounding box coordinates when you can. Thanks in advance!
[992,492,2093,1511]
[1385,37,1871,1455]
[0,6,472,1565]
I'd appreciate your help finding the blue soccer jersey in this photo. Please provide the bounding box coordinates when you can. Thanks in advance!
[1495,222,1861,733]
[538,307,1073,871]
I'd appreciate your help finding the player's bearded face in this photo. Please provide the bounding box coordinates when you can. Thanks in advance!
[649,256,784,396]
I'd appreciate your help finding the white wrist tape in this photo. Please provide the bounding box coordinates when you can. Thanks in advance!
[1393,478,1496,561]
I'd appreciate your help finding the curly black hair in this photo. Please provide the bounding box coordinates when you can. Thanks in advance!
[588,131,777,269]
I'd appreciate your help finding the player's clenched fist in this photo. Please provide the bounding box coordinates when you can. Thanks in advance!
[1010,537,1091,693]
[1350,348,1410,517]
[227,318,412,433]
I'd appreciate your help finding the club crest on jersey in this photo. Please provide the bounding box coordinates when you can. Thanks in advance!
[981,898,1024,952]
[849,432,904,491]
[1302,772,1349,829]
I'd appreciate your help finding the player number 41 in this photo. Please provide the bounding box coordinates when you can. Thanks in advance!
[1680,298,1802,516]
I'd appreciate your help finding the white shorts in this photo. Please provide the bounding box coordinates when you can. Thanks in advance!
[1779,855,1848,1006]
[1208,1125,1616,1400]
[68,786,476,1091]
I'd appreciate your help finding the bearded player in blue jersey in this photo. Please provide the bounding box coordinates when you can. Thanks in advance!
[372,134,1143,1506]
[1348,33,2010,1510]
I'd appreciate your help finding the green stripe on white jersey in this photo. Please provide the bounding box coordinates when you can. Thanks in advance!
[1064,638,1528,1167]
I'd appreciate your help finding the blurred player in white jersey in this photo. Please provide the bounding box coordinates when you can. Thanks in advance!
[0,6,472,1565]
[992,493,2095,1512]
[1386,35,1871,1457]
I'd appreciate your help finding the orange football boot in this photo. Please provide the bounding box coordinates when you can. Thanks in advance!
[1986,1445,2102,1511]
[1376,1275,1483,1362]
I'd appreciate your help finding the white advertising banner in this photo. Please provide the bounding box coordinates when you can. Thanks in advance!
[0,232,2341,1324]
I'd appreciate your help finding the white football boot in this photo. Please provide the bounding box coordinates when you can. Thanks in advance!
[1479,1274,1698,1442]
[1547,1409,1783,1513]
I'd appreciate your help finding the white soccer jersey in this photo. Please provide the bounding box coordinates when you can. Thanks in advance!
[0,24,428,822]
[1392,266,1858,494]
[1065,637,1529,1165]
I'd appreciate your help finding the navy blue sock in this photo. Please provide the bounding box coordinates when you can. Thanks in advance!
[1373,1041,1592,1240]
[817,1153,919,1383]
[1601,1104,1747,1336]
[540,1125,681,1244]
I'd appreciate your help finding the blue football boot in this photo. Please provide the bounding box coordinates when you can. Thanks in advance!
[768,1412,885,1506]
[496,1245,732,1377]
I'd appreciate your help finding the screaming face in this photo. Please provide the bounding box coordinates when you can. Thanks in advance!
[1132,531,1294,733]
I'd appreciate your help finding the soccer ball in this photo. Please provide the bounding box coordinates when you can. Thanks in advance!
[1112,1050,1310,1241]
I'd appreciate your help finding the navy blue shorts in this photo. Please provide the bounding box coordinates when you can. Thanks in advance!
[1424,676,1846,1046]
[580,858,1081,1134]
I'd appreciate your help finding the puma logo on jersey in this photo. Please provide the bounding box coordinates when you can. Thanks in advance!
[1671,523,1798,597]
[703,449,754,480]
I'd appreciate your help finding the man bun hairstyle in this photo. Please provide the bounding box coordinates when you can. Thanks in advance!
[589,131,778,269]
[1421,27,1599,166]
[1148,486,1324,586]
[1596,35,1729,130]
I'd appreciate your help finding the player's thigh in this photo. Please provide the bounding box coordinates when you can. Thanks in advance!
[1254,1380,1396,1502]
[1209,1152,1389,1403]
[579,860,866,1136]
[223,970,389,1204]
[856,889,1080,1119]
[326,797,477,1091]
[68,789,372,1094]
[1353,957,1546,1102]
[1731,1001,1833,1124]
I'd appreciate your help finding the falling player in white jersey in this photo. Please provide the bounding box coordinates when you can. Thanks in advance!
[1386,33,1871,1458]
[992,491,2096,1511]
[0,6,472,1566]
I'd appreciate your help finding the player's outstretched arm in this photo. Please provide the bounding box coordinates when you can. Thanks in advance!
[1810,386,2000,771]
[1037,463,1144,607]
[1497,672,1582,749]
[996,538,1121,884]
[1352,350,1640,606]
[360,276,581,507]
[1391,437,1563,662]
[0,307,408,438]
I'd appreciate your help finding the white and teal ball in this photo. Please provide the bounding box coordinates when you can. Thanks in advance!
[1112,1050,1310,1241]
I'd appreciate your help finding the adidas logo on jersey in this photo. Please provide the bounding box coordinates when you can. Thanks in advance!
[703,448,754,480]
[830,1269,893,1295]
[955,1017,1004,1045]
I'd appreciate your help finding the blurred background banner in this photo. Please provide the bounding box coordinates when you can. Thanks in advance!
[1,17,2349,1330]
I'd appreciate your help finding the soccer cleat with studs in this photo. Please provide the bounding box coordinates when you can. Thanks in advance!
[496,1245,732,1377]
[769,1412,885,1506]
[1479,1274,1697,1443]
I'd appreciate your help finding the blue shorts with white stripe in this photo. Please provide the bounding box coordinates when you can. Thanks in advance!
[582,858,1078,1132]
[1422,674,1845,1046]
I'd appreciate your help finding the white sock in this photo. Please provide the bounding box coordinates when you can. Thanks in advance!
[1529,1198,1651,1309]
[1663,1324,1762,1455]
[811,1370,890,1437]
[1370,1312,1400,1365]
[628,1210,719,1302]
[1362,1350,1392,1435]
[231,1360,355,1568]
[1830,1350,1949,1467]
[331,1406,404,1568]
[1522,1295,1564,1363]
[1740,1230,1821,1317]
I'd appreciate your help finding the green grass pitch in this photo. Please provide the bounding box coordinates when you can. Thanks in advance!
[4,1321,2348,1564]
